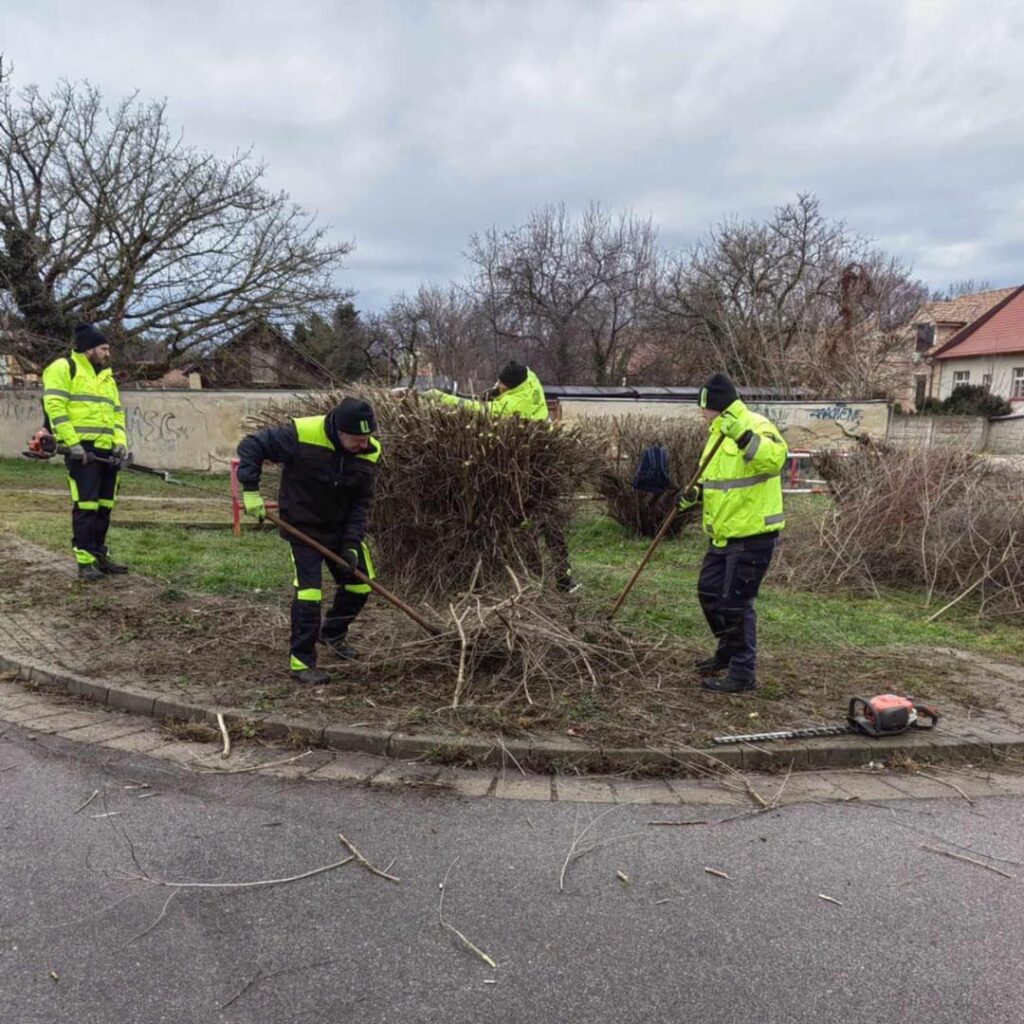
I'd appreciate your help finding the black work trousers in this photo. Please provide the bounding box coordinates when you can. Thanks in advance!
[289,538,373,670]
[65,443,119,564]
[697,533,777,683]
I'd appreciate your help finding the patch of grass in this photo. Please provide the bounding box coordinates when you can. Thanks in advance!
[569,504,1024,660]
[0,456,229,497]
[5,455,1022,661]
[15,513,290,598]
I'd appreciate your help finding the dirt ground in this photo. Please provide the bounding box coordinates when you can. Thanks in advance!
[3,532,1024,751]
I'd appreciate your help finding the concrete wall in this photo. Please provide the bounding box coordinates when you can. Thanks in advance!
[0,388,311,471]
[988,416,1024,455]
[888,414,989,449]
[0,391,888,469]
[559,398,889,450]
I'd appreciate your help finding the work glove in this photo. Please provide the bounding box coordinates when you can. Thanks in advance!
[340,547,360,572]
[242,490,266,521]
[677,485,702,512]
[111,443,128,468]
[67,443,88,465]
[717,409,753,449]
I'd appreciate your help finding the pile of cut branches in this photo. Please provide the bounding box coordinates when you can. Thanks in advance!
[248,388,602,596]
[777,444,1024,618]
[589,414,706,537]
[329,577,714,747]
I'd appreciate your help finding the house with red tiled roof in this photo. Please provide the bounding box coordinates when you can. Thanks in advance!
[930,285,1024,404]
[902,287,1020,408]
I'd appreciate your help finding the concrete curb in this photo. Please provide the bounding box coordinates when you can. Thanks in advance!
[2,651,1022,775]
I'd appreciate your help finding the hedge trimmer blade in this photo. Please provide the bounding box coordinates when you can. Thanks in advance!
[712,723,853,745]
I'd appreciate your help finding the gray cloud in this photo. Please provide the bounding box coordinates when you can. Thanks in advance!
[3,0,1022,310]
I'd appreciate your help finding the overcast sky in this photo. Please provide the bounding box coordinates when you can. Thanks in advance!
[4,0,1023,312]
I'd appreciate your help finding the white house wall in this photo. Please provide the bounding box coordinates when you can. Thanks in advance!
[933,354,1024,403]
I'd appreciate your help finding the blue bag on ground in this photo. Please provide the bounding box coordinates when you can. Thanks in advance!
[632,443,674,495]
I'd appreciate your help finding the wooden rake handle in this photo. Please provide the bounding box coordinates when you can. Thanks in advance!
[264,510,442,637]
[607,433,726,620]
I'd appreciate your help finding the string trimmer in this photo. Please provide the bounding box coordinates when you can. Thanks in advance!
[22,429,186,484]
[712,694,939,745]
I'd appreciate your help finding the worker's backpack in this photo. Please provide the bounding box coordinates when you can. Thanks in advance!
[632,443,673,495]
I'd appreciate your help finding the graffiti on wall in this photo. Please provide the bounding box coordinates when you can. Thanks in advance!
[124,405,190,447]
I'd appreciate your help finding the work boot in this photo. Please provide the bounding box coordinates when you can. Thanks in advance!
[556,574,581,594]
[701,674,757,694]
[96,553,129,575]
[77,562,105,582]
[290,667,332,686]
[693,655,729,676]
[329,643,362,659]
[325,626,362,659]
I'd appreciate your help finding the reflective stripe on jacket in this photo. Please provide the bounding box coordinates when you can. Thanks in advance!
[698,399,787,546]
[434,368,549,421]
[41,351,126,450]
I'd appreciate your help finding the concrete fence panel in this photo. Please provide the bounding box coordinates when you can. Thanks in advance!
[0,388,312,471]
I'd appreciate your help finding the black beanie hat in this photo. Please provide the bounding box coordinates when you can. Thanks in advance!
[74,323,108,353]
[498,360,528,389]
[700,372,738,413]
[328,397,376,437]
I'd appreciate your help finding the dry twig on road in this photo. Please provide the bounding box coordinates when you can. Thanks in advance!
[338,832,401,882]
[438,858,497,969]
[921,844,1015,879]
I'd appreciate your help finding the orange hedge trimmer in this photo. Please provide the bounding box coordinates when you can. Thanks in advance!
[713,694,939,745]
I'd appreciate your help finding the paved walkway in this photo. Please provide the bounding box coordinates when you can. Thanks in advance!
[4,674,1024,806]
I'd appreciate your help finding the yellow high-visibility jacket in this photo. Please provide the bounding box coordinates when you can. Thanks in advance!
[430,368,549,421]
[698,399,787,546]
[41,351,127,451]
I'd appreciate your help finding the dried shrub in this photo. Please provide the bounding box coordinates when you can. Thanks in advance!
[247,388,603,597]
[777,444,1024,618]
[587,414,706,537]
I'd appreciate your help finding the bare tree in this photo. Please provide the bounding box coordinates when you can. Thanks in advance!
[657,193,927,397]
[933,279,994,300]
[466,202,659,384]
[0,74,349,365]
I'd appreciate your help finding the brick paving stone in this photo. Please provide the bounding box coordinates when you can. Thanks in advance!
[101,730,170,755]
[150,739,219,769]
[492,775,555,802]
[773,773,850,805]
[2,702,78,726]
[370,761,444,788]
[830,773,909,801]
[264,750,337,779]
[434,767,497,799]
[551,777,617,804]
[308,753,387,783]
[611,779,679,806]
[58,720,150,745]
[0,691,44,713]
[32,711,106,734]
[664,779,750,807]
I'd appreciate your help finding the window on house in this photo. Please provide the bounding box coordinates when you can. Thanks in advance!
[1013,368,1024,399]
[915,323,935,352]
[982,373,993,391]
[953,371,970,386]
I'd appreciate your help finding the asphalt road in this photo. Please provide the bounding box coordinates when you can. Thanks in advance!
[2,724,1023,1024]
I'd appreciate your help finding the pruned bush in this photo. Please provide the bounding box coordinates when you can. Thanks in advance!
[777,443,1024,618]
[587,414,707,537]
[939,384,1011,418]
[248,388,603,596]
